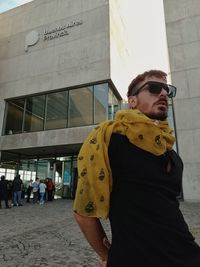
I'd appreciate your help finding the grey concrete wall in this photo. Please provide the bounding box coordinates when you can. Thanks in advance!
[0,0,110,150]
[164,0,200,200]
[0,0,110,98]
[0,125,94,151]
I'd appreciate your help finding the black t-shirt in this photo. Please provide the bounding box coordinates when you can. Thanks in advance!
[12,178,22,192]
[107,133,200,267]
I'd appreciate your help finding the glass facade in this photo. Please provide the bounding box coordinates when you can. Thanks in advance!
[68,86,93,127]
[94,84,108,123]
[4,99,25,135]
[168,103,177,151]
[1,82,121,199]
[19,160,37,183]
[108,88,119,120]
[0,156,78,199]
[0,167,15,180]
[45,91,68,130]
[24,95,45,132]
[3,82,120,135]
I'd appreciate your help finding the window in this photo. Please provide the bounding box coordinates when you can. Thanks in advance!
[45,91,68,130]
[5,169,15,180]
[168,104,177,151]
[68,87,93,127]
[24,95,45,132]
[3,82,121,134]
[94,83,108,123]
[4,99,25,134]
[108,88,120,120]
[0,168,6,177]
[18,160,37,182]
[37,159,50,179]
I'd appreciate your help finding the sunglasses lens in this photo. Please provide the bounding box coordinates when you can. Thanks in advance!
[148,83,163,94]
[148,83,176,98]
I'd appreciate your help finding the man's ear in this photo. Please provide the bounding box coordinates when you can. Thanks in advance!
[128,96,137,109]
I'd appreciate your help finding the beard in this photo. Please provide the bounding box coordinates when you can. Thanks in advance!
[148,113,167,121]
[135,96,169,121]
[146,107,168,121]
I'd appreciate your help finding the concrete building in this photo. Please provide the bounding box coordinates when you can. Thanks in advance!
[0,0,133,197]
[0,0,199,202]
[163,0,200,201]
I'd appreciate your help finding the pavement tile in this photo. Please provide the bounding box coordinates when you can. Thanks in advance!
[0,199,199,266]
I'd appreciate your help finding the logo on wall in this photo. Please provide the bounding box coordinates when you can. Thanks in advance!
[25,20,83,52]
[25,30,40,52]
[43,20,83,41]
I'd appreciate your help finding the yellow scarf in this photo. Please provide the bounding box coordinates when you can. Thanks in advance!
[73,109,175,219]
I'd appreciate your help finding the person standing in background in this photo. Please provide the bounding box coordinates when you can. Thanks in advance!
[39,180,47,205]
[12,175,23,207]
[32,178,40,204]
[47,178,55,201]
[0,175,10,209]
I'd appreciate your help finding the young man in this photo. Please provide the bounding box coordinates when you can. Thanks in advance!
[12,174,23,207]
[73,70,200,267]
[32,177,39,204]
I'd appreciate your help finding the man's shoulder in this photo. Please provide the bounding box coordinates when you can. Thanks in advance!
[109,133,128,144]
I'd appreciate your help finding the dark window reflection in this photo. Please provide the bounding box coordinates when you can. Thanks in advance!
[5,99,25,134]
[168,104,177,151]
[24,95,45,132]
[68,87,93,127]
[108,88,120,120]
[3,82,121,135]
[45,91,68,130]
[94,83,108,123]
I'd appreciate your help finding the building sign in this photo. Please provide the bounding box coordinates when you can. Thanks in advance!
[25,19,83,52]
[43,20,83,41]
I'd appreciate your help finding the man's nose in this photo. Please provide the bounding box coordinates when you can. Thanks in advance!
[160,88,168,97]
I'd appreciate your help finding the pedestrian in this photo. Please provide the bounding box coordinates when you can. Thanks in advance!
[0,175,10,208]
[32,178,39,203]
[47,178,55,201]
[73,70,200,266]
[26,179,33,203]
[39,179,47,205]
[12,175,23,207]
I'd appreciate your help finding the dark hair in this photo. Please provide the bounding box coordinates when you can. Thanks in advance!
[1,175,5,181]
[127,70,167,97]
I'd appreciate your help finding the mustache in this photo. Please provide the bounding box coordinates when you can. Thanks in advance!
[155,97,168,106]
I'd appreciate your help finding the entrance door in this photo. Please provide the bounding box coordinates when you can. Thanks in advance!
[62,156,77,199]
[54,160,63,198]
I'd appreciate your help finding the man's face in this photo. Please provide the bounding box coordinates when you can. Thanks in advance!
[128,76,169,120]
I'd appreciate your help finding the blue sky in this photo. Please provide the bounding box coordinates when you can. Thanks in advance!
[0,0,33,13]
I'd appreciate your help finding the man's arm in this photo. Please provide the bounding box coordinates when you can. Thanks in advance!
[74,212,110,263]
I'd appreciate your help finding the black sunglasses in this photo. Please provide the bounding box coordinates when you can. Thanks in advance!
[131,81,177,98]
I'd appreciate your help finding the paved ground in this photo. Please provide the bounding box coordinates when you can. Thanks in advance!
[0,199,199,267]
